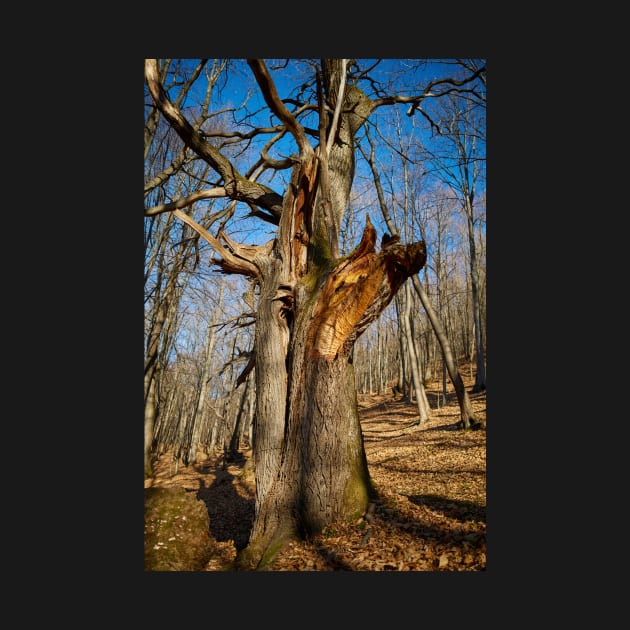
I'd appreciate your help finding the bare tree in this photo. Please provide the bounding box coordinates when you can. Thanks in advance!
[144,58,484,568]
[420,90,486,391]
[401,281,430,423]
[144,59,227,476]
[143,210,198,476]
[359,128,481,428]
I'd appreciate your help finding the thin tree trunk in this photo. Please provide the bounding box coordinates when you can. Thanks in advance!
[228,373,253,459]
[465,193,486,392]
[442,358,448,407]
[144,219,195,474]
[380,323,388,393]
[368,334,373,394]
[394,297,406,397]
[361,134,480,429]
[188,283,225,464]
[403,281,429,424]
[376,317,384,394]
[144,373,157,477]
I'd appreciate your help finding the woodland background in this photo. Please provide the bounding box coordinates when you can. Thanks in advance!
[144,59,486,570]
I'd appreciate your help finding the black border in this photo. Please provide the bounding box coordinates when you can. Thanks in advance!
[54,30,560,614]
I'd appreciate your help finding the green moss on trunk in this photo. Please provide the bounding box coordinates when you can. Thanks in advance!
[343,476,370,522]
[309,232,332,269]
[258,538,288,570]
[236,531,293,571]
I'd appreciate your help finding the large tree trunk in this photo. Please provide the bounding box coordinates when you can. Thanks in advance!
[145,58,427,571]
[250,252,291,512]
[237,218,426,569]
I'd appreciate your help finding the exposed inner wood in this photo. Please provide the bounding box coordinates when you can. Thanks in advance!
[307,218,426,360]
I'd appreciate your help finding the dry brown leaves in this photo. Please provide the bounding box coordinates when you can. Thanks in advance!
[146,379,486,572]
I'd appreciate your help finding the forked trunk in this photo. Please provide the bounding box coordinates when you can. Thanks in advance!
[145,58,428,571]
[237,220,426,569]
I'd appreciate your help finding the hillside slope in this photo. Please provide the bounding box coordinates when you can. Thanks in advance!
[145,378,486,571]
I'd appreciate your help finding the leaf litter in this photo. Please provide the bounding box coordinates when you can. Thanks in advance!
[146,378,486,571]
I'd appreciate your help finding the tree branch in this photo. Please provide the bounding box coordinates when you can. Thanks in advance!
[325,59,347,156]
[172,209,259,277]
[307,216,426,360]
[247,59,313,158]
[371,65,486,116]
[145,187,227,216]
[144,58,284,218]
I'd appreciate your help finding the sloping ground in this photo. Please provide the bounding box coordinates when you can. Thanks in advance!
[146,380,486,571]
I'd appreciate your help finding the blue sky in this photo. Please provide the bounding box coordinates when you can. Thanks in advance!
[146,58,486,362]
[149,58,485,251]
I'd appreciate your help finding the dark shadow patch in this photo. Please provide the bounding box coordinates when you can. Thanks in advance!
[194,461,255,551]
[314,544,354,571]
[406,493,485,523]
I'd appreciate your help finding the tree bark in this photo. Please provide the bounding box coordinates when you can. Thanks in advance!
[464,193,486,392]
[402,281,429,424]
[145,58,428,570]
[144,373,157,476]
[237,218,426,569]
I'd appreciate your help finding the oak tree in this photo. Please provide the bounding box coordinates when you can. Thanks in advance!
[144,58,484,568]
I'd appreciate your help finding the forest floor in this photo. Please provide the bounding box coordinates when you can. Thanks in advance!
[146,374,486,571]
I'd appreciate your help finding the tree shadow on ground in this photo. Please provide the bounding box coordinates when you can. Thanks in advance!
[375,463,485,478]
[194,459,254,551]
[405,493,485,523]
[308,491,486,571]
[374,493,486,554]
[362,428,418,444]
[314,546,354,571]
[425,391,459,409]
[360,402,420,444]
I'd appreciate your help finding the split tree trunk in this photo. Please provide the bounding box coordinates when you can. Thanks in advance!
[237,218,426,569]
[145,58,428,571]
